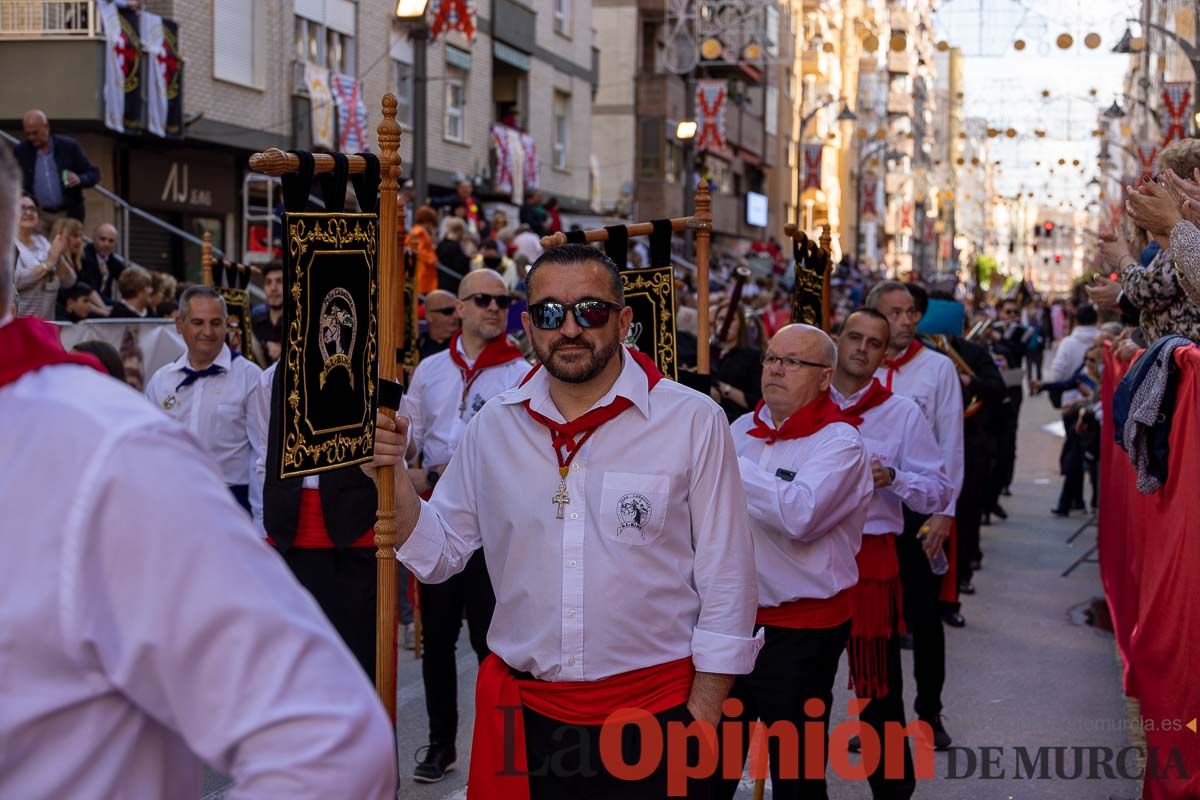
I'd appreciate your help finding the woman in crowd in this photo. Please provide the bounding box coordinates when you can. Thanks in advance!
[711,301,766,423]
[13,197,74,320]
[408,205,439,296]
[436,216,471,293]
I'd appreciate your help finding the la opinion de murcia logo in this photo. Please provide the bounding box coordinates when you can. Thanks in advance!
[318,288,358,389]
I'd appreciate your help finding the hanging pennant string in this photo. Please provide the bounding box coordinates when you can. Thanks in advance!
[350,152,382,213]
[318,152,350,213]
[603,225,629,269]
[649,219,673,269]
[281,150,316,213]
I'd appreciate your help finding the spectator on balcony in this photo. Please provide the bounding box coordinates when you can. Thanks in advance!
[110,266,155,319]
[149,271,177,316]
[79,223,125,302]
[14,205,77,321]
[13,110,100,229]
[408,205,439,297]
[57,282,98,323]
[436,217,471,294]
[251,263,284,365]
[519,190,550,234]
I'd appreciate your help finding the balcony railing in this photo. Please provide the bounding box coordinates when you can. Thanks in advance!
[0,0,101,39]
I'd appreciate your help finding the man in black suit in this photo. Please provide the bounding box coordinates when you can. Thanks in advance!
[78,223,125,302]
[12,110,100,226]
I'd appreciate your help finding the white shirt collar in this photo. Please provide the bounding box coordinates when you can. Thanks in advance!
[501,349,651,423]
[830,381,872,408]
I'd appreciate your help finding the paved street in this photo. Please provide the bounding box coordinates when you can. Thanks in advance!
[205,388,1140,800]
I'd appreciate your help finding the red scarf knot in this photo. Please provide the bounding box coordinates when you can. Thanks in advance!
[839,378,893,419]
[0,317,105,389]
[449,332,525,407]
[882,339,923,390]
[747,390,860,445]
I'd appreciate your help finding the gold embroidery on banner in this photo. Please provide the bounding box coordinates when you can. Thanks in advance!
[621,266,677,380]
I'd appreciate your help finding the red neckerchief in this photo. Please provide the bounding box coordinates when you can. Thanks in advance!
[882,339,923,390]
[840,377,893,419]
[448,332,525,411]
[0,317,104,389]
[747,390,860,445]
[521,348,663,476]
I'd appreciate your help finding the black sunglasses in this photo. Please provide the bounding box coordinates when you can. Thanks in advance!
[426,306,457,316]
[528,300,622,330]
[463,293,514,310]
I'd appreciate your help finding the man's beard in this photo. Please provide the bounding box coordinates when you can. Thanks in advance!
[533,335,621,384]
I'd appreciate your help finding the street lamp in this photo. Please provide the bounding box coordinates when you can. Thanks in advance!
[675,120,697,140]
[1112,27,1135,54]
[1103,102,1126,120]
[397,0,431,207]
[836,104,859,124]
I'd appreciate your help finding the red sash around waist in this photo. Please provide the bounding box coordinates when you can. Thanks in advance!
[755,587,852,629]
[467,654,693,800]
[849,533,905,699]
[266,489,375,549]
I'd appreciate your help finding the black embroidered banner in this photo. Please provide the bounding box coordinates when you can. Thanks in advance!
[621,220,677,381]
[399,249,420,377]
[790,237,829,330]
[216,261,258,365]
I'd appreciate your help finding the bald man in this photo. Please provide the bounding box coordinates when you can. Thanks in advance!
[718,325,873,800]
[400,269,528,783]
[80,223,125,302]
[13,110,100,227]
[418,288,461,359]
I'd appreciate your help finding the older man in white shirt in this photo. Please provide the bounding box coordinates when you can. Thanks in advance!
[832,308,954,800]
[400,268,529,783]
[0,149,396,800]
[867,280,963,751]
[145,285,262,511]
[718,324,873,800]
[389,244,761,799]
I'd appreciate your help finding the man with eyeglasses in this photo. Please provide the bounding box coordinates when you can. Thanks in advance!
[717,324,873,799]
[389,243,760,798]
[400,268,529,784]
[865,281,963,752]
[418,289,461,358]
[830,308,953,800]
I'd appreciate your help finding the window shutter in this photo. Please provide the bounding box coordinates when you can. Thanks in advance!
[213,0,255,86]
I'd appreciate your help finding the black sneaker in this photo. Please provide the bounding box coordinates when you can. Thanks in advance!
[414,744,457,783]
[958,580,976,595]
[991,503,1008,520]
[942,611,966,628]
[921,715,953,751]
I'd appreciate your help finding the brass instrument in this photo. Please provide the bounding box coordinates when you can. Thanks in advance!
[924,334,984,418]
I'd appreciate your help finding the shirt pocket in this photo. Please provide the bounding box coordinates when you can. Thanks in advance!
[598,472,670,546]
[214,400,246,450]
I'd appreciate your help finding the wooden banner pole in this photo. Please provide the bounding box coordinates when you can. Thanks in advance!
[374,93,402,722]
[818,226,833,333]
[539,215,699,249]
[201,232,213,288]
[694,180,713,375]
[248,148,374,177]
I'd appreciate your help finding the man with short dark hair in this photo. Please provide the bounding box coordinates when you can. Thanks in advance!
[251,262,284,364]
[78,223,124,302]
[110,266,154,318]
[57,281,96,323]
[145,286,263,511]
[392,243,761,798]
[12,110,100,227]
[832,307,953,799]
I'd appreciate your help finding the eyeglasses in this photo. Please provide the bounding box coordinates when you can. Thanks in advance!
[19,204,36,214]
[761,352,833,371]
[426,306,457,316]
[528,300,622,330]
[463,293,514,310]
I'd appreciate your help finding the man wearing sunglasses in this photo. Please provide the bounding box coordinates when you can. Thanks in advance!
[718,324,873,799]
[389,243,760,798]
[400,268,529,784]
[418,289,461,359]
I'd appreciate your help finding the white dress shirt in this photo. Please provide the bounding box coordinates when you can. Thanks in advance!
[398,351,763,682]
[401,336,529,469]
[145,345,262,486]
[831,383,954,536]
[876,345,964,515]
[730,407,872,606]
[0,362,395,799]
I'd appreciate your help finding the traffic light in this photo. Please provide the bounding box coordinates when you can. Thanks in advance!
[1054,254,1063,264]
[1043,221,1055,236]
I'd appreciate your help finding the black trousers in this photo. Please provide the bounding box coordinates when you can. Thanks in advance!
[419,548,495,747]
[282,547,377,681]
[957,433,991,584]
[523,702,713,800]
[857,634,916,800]
[897,508,945,721]
[987,388,1022,506]
[715,622,851,800]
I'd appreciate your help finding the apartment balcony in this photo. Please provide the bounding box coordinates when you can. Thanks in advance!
[636,73,687,123]
[887,90,914,116]
[709,190,741,236]
[725,105,763,158]
[0,0,105,120]
[887,50,915,75]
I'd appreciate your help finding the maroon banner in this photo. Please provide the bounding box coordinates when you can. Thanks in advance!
[1161,82,1191,146]
[802,144,823,191]
[1099,344,1200,799]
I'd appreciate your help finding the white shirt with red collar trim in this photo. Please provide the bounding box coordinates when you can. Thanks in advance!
[398,351,763,682]
[145,345,262,486]
[730,406,872,606]
[400,335,529,469]
[875,345,964,516]
[831,383,954,536]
